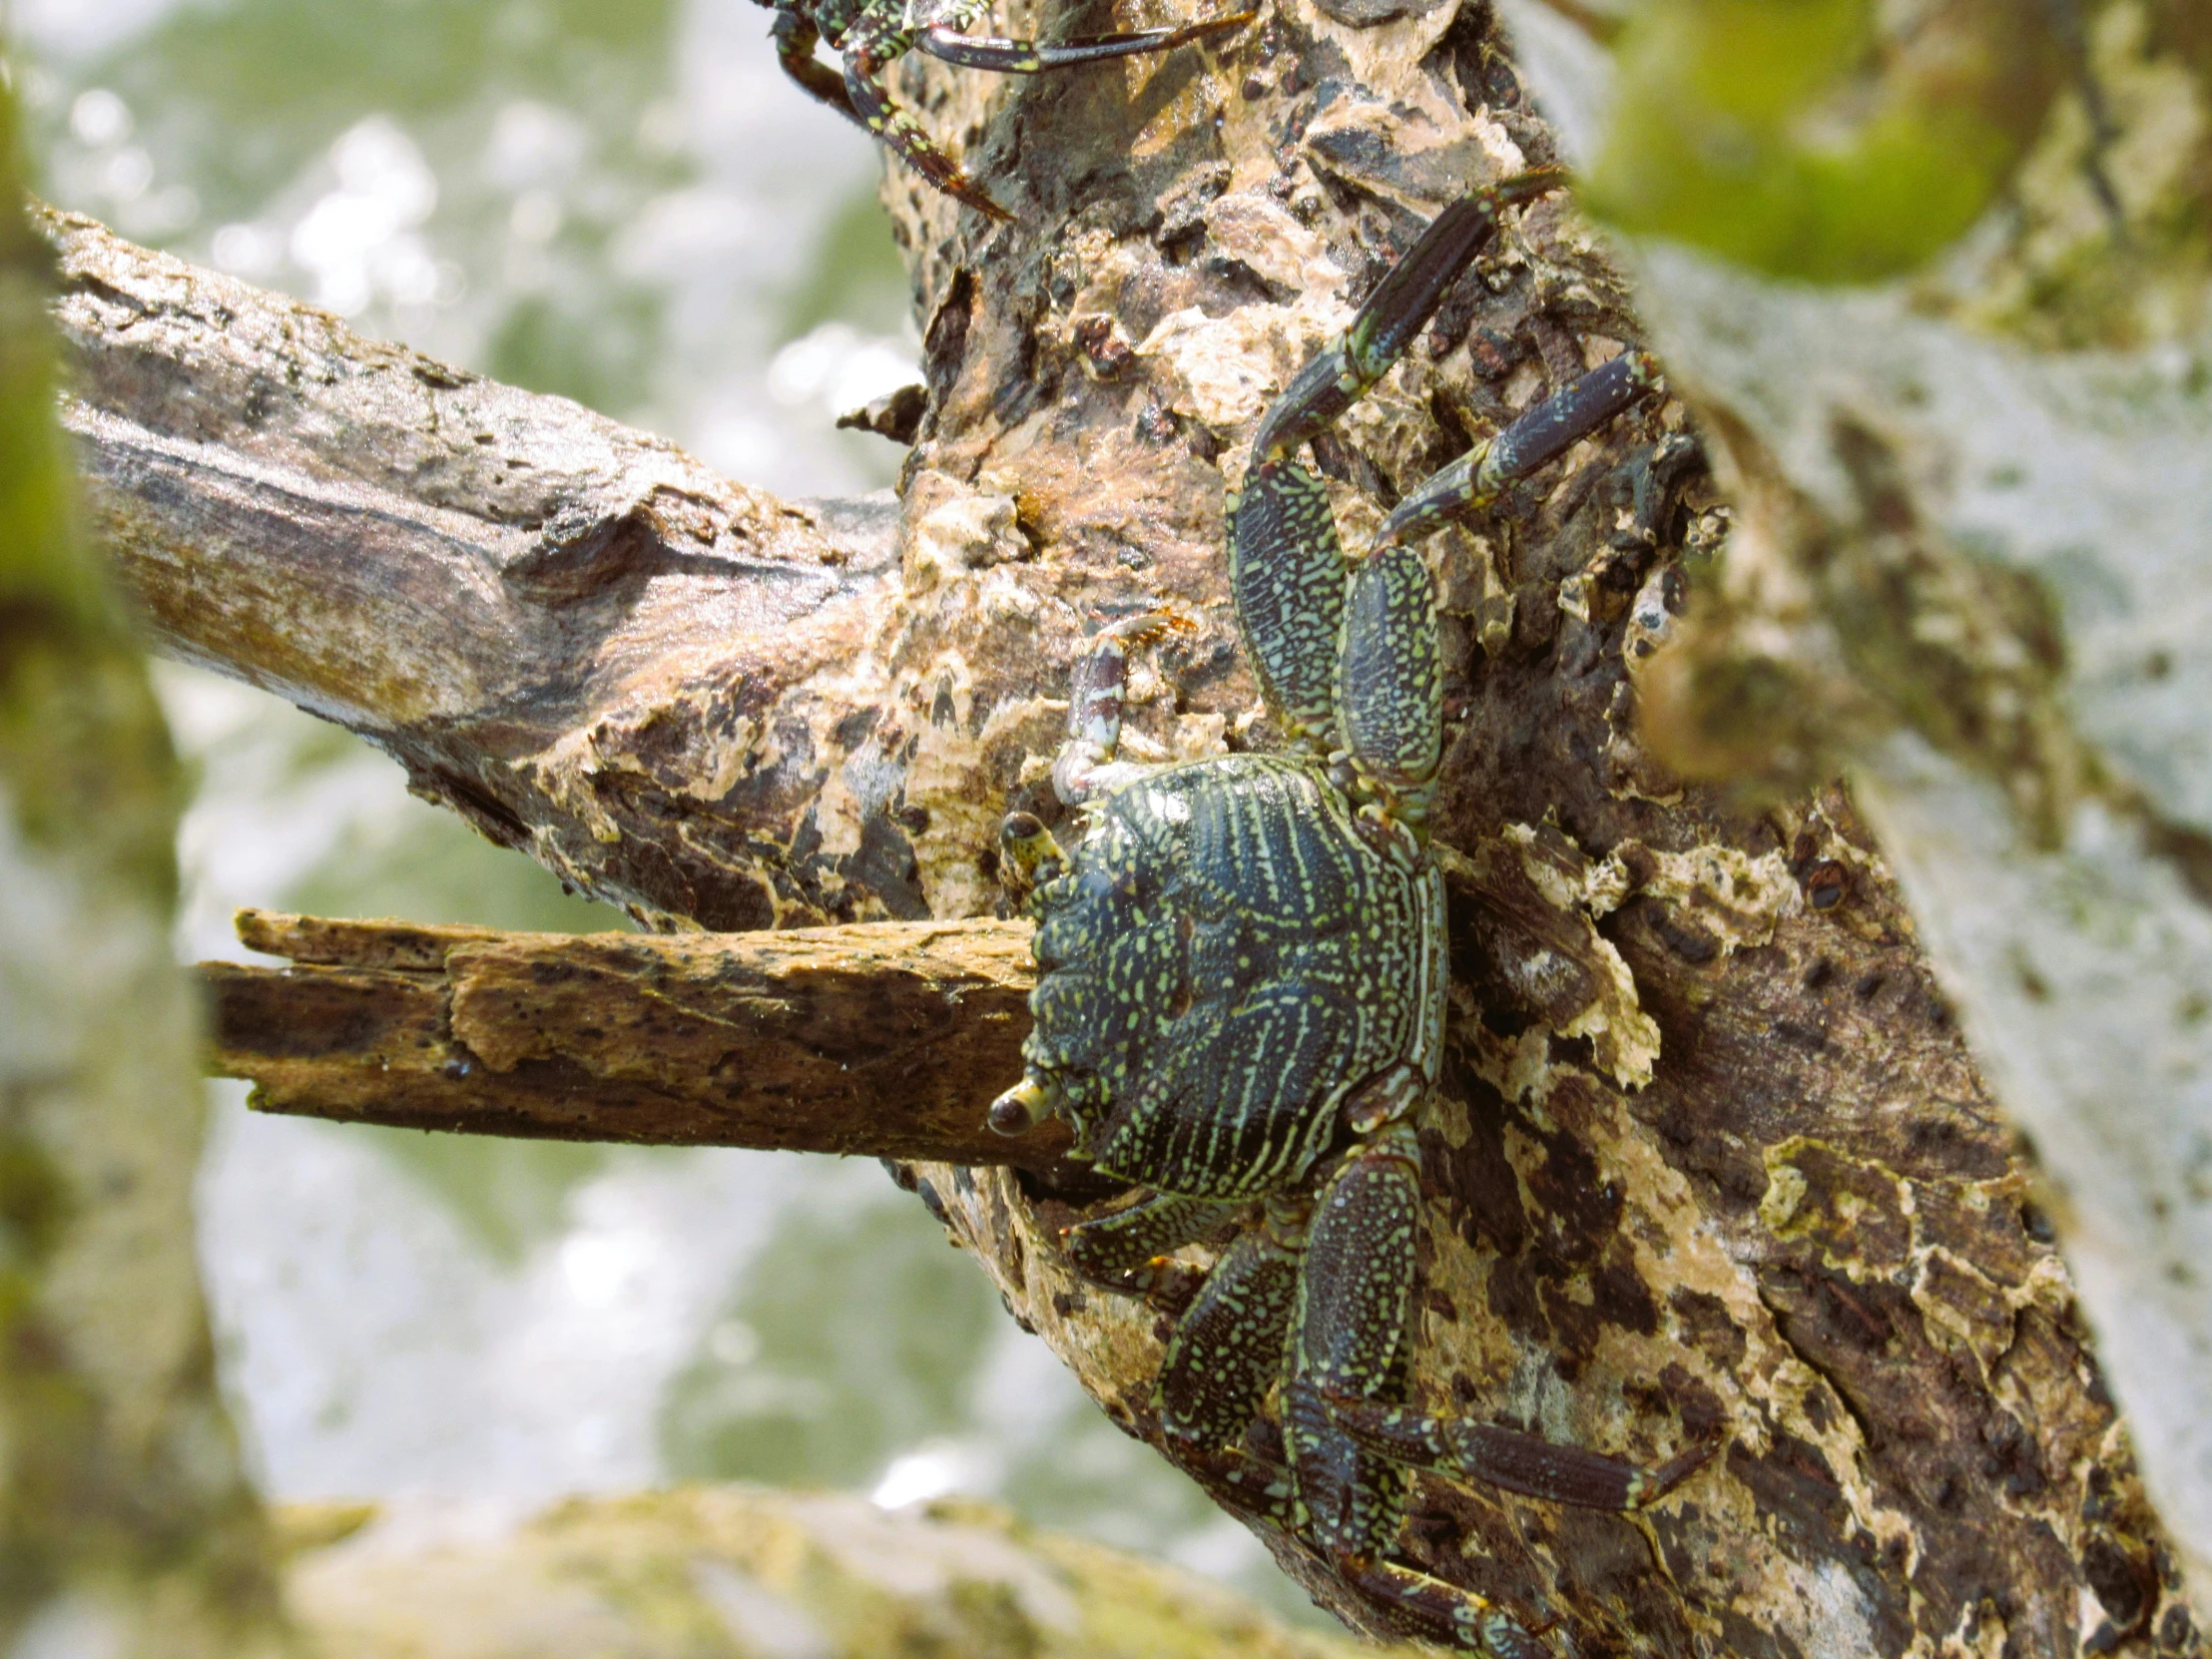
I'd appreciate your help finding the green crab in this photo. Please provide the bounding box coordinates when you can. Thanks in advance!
[757,0,1252,221]
[985,168,1708,1654]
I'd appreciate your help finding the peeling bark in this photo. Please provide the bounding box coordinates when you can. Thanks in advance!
[60,5,2207,1654]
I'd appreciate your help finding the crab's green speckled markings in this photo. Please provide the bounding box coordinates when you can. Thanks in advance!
[987,169,1703,1655]
[758,0,1253,221]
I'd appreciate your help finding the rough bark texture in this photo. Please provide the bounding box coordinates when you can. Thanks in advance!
[56,6,2204,1655]
[1514,0,2212,1610]
[47,202,905,932]
[205,908,1071,1169]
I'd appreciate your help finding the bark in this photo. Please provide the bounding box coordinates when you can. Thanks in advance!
[57,7,2203,1657]
[0,99,289,1659]
[1511,0,2212,1613]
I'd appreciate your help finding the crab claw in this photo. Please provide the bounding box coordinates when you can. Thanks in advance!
[987,1077,1048,1136]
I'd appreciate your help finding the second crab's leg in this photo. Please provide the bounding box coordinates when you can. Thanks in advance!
[916,9,1253,72]
[841,11,1015,222]
[771,8,862,121]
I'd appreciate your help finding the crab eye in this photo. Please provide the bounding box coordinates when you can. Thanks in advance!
[987,1077,1048,1136]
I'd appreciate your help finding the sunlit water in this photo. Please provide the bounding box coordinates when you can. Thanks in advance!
[18,0,1302,1617]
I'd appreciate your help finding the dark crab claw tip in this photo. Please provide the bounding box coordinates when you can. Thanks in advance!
[987,1079,1046,1136]
[1001,811,1046,843]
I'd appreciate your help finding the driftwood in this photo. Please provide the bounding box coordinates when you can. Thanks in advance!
[61,6,2203,1653]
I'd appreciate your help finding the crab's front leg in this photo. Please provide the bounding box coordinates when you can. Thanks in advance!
[1050,611,1188,804]
[1227,449,1442,829]
[1374,349,1664,552]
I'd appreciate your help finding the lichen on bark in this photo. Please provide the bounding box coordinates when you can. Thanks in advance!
[1520,0,2212,1613]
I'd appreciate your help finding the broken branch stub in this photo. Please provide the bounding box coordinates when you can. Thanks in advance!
[205,909,1071,1170]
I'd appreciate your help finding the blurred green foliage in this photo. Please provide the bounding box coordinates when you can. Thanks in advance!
[1586,0,2068,281]
[661,1195,999,1486]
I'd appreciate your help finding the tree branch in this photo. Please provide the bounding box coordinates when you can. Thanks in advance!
[202,908,1072,1170]
[47,204,909,931]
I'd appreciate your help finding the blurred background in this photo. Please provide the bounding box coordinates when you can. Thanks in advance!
[13,0,1308,1619]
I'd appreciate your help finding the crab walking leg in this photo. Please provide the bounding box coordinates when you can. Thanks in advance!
[1321,1388,1721,1509]
[1227,460,1349,751]
[917,10,1253,72]
[1286,1116,1424,1560]
[1337,540,1444,831]
[1345,1559,1554,1659]
[1249,168,1567,464]
[1051,612,1187,804]
[1373,351,1664,552]
[1162,1441,1550,1659]
[1153,1197,1308,1445]
[771,10,862,120]
[1061,1190,1245,1281]
[841,12,1015,222]
[1290,1116,1553,1659]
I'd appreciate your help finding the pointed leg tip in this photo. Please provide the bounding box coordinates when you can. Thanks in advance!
[1629,1434,1727,1508]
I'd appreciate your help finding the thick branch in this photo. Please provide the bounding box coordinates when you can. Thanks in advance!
[203,909,1071,1169]
[46,205,908,931]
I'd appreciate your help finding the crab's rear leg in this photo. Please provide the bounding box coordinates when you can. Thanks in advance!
[916,9,1252,72]
[1321,1388,1720,1509]
[1061,1189,1243,1284]
[1287,1110,1556,1658]
[1294,1119,1717,1515]
[1165,1438,1555,1659]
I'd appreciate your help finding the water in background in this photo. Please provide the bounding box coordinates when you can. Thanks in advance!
[17,0,1300,1615]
